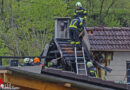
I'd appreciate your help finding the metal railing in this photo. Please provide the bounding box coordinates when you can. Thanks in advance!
[0,56,54,67]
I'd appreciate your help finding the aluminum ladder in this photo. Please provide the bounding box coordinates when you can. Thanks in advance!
[74,46,87,75]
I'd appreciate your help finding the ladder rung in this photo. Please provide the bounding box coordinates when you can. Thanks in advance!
[78,74,87,75]
[77,57,84,59]
[78,69,85,70]
[75,47,88,75]
[62,48,73,50]
[60,44,72,46]
[78,63,85,64]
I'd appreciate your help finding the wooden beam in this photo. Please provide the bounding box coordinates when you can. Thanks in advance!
[50,50,59,53]
[0,70,8,73]
[64,83,71,88]
[0,70,12,74]
[3,73,78,90]
[83,29,91,51]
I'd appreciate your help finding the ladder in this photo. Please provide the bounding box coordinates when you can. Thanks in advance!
[74,46,87,75]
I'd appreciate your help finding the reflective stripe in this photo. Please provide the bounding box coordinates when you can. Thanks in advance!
[84,16,87,19]
[45,66,48,68]
[79,22,83,26]
[69,20,78,28]
[76,10,83,12]
[76,41,80,44]
[70,41,75,44]
[48,62,51,67]
[73,20,77,25]
[90,71,95,73]
[83,11,87,14]
[90,70,98,78]
[69,25,77,28]
[18,65,21,68]
[73,13,76,15]
[94,72,98,78]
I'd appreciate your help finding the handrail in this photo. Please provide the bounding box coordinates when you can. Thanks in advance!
[0,56,55,66]
[0,56,54,58]
[54,38,63,58]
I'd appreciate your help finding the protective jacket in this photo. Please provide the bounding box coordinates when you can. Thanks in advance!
[69,18,83,45]
[89,67,98,78]
[69,18,83,29]
[73,7,87,19]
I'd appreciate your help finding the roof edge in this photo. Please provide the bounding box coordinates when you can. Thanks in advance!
[91,49,130,52]
[7,67,113,90]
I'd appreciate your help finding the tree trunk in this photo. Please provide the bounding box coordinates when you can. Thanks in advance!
[99,0,105,25]
[1,0,4,14]
[10,0,21,56]
[105,0,116,17]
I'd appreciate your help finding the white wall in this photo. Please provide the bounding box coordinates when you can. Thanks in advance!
[106,51,130,82]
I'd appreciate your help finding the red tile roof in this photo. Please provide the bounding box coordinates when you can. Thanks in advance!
[85,27,130,51]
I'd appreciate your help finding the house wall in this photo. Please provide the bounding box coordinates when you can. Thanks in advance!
[106,51,130,82]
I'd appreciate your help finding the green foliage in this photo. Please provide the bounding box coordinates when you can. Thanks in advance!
[0,39,10,56]
[0,0,129,56]
[0,0,68,56]
[104,15,121,27]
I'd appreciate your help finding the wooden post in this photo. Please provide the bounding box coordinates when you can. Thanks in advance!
[0,58,2,66]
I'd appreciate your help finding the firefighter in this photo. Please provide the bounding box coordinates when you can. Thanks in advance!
[74,2,87,27]
[24,58,33,66]
[34,57,41,65]
[0,78,4,88]
[69,17,83,48]
[45,57,62,69]
[87,61,98,78]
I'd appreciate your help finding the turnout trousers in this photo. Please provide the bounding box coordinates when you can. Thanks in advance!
[69,28,80,46]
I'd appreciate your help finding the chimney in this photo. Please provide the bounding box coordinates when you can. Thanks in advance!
[55,17,71,39]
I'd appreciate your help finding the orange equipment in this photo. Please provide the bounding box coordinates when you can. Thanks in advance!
[34,57,40,63]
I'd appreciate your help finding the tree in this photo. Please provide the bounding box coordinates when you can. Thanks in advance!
[0,0,129,56]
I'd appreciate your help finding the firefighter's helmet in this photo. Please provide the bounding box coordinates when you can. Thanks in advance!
[24,58,30,63]
[87,61,93,68]
[34,57,40,63]
[76,2,82,7]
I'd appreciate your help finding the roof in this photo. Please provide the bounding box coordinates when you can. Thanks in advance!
[85,27,130,51]
[42,68,127,90]
[1,66,127,90]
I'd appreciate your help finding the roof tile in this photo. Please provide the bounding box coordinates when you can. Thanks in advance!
[86,27,130,51]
